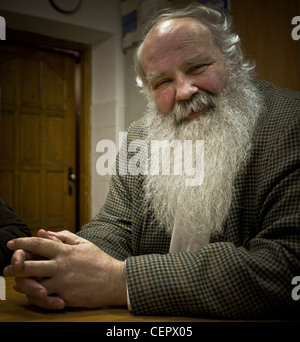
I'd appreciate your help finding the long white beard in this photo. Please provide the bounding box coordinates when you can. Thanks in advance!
[143,76,263,247]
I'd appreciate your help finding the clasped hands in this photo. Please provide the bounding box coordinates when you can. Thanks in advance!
[3,230,127,310]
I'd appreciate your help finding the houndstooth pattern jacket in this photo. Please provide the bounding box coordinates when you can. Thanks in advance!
[78,79,300,319]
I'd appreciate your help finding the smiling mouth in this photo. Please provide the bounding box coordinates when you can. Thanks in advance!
[184,106,211,121]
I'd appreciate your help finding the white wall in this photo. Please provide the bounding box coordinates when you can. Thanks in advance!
[0,0,126,219]
[91,35,126,217]
[0,0,119,38]
[124,47,148,128]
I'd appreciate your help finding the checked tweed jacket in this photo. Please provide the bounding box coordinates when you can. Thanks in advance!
[78,79,300,319]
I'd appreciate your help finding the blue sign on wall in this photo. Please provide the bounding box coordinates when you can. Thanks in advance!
[198,0,230,11]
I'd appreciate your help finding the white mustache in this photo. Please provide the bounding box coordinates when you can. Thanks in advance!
[171,91,217,122]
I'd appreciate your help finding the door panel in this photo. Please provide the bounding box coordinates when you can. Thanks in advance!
[231,0,300,91]
[0,42,77,235]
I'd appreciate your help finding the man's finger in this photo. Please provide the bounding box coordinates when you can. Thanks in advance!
[47,230,86,245]
[27,294,65,311]
[14,277,47,299]
[37,229,63,243]
[5,247,47,276]
[7,237,63,259]
[4,259,56,278]
[10,249,27,272]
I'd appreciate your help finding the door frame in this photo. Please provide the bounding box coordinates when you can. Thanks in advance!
[6,28,91,231]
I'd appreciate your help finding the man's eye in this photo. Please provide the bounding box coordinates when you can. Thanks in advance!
[189,64,208,74]
[154,79,170,89]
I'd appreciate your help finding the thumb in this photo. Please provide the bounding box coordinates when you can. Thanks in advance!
[37,229,62,243]
[46,230,86,245]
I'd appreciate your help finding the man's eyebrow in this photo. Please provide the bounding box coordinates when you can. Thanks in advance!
[145,54,214,84]
[146,72,165,84]
[185,54,212,65]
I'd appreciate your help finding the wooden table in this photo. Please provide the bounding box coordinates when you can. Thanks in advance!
[0,277,218,322]
[1,276,298,334]
[1,277,298,342]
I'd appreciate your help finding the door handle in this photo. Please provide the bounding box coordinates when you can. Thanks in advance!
[68,167,77,196]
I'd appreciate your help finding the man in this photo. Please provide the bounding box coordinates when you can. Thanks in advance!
[0,197,31,274]
[4,4,300,318]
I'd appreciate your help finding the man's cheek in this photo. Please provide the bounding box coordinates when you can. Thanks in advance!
[154,90,175,115]
[198,71,226,96]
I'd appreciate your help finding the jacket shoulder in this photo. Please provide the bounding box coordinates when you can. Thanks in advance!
[255,79,300,111]
[254,79,300,136]
[126,117,147,141]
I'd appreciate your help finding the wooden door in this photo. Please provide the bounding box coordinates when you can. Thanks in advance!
[0,42,77,235]
[231,0,300,91]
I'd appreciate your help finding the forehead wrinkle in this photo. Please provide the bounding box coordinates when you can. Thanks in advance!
[143,18,212,53]
[155,17,211,39]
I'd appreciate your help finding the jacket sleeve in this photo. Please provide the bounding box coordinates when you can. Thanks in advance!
[0,198,32,274]
[125,102,300,319]
[77,172,134,261]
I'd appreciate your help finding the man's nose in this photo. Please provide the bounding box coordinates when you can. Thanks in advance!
[175,76,199,102]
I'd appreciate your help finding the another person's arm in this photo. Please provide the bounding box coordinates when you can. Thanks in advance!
[0,198,31,274]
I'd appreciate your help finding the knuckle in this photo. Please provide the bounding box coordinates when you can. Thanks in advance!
[31,237,44,248]
[29,237,48,255]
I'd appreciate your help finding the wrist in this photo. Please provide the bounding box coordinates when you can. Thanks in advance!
[111,260,127,306]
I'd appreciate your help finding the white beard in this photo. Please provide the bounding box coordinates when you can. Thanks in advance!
[143,75,263,249]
